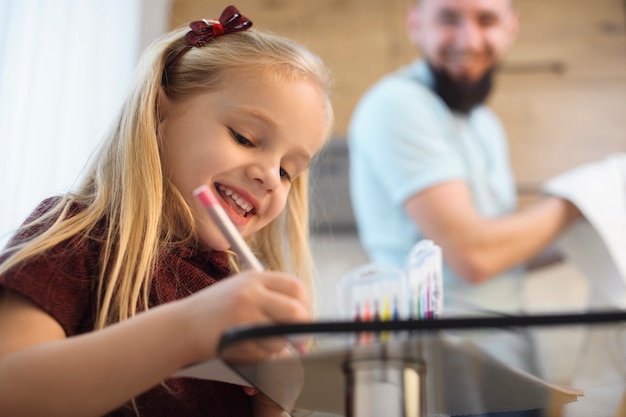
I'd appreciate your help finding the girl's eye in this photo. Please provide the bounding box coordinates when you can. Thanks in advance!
[229,128,253,147]
[279,167,292,182]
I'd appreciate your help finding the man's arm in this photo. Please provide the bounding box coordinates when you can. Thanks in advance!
[404,179,580,284]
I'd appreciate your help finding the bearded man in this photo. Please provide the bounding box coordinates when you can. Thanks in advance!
[348,2,579,414]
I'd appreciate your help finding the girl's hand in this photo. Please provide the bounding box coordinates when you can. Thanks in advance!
[180,270,310,365]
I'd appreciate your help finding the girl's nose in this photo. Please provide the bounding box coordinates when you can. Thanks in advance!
[246,162,281,192]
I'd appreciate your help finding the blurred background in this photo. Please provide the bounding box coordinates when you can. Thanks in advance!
[1,0,625,323]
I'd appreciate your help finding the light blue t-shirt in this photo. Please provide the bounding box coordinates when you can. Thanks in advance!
[348,60,524,314]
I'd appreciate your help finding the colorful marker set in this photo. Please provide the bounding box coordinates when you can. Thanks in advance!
[336,263,404,323]
[335,240,443,327]
[335,263,404,344]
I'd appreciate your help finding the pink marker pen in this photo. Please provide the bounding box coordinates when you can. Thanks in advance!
[195,185,312,351]
[193,185,264,272]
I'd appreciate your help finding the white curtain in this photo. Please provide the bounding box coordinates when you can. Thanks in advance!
[0,0,171,247]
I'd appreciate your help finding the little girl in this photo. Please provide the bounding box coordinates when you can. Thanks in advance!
[0,5,334,417]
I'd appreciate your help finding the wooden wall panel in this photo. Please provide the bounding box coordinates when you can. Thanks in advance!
[491,0,626,185]
[491,78,626,183]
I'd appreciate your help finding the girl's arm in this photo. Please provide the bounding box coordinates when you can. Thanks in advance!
[0,271,310,417]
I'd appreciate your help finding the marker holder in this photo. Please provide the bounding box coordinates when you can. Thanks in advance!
[405,240,443,320]
[335,240,443,324]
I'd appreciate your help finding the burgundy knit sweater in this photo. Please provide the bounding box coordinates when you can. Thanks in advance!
[0,198,253,416]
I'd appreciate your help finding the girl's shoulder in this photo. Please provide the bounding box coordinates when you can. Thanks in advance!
[7,196,91,246]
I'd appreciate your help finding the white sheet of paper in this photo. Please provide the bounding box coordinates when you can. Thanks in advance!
[172,358,252,387]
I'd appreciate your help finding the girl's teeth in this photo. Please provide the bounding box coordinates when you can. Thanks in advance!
[217,185,252,213]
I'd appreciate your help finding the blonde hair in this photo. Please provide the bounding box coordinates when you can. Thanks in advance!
[0,26,334,330]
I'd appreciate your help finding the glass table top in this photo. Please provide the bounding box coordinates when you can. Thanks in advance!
[216,310,626,417]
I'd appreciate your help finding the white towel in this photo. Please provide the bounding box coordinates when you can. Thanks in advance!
[542,153,626,417]
[543,152,626,309]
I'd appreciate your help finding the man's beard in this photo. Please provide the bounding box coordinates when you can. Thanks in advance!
[428,62,495,114]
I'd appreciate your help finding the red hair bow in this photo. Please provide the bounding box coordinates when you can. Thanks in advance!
[162,5,253,85]
[185,5,253,47]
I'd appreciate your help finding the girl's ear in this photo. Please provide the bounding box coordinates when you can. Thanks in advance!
[157,86,171,122]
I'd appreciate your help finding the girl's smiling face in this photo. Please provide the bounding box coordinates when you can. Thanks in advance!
[158,71,330,250]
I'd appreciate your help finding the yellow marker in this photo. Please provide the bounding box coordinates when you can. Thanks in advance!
[381,295,392,321]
